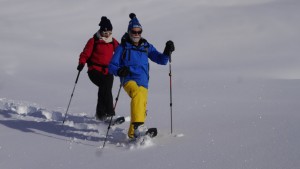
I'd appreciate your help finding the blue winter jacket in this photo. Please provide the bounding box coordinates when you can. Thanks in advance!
[109,39,169,88]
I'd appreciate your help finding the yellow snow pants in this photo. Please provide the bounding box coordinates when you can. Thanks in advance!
[123,80,148,138]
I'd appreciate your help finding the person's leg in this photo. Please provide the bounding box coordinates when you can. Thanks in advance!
[101,73,115,117]
[123,81,148,138]
[88,70,106,119]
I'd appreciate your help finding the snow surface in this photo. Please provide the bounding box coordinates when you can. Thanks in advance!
[1,0,300,169]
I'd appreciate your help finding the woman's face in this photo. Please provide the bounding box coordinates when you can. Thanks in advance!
[101,31,112,38]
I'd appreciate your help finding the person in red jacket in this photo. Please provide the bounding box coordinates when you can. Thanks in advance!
[77,16,119,121]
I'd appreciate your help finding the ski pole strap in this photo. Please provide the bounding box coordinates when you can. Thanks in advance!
[168,51,172,63]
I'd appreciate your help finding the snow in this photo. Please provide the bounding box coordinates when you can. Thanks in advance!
[1,0,300,169]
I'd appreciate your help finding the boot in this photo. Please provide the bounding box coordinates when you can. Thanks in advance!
[133,122,146,138]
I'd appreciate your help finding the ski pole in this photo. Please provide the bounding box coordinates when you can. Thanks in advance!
[169,52,173,134]
[102,78,124,148]
[62,71,81,124]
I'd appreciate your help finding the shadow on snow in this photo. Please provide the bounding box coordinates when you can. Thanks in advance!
[0,109,128,147]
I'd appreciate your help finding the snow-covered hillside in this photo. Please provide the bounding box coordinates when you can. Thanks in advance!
[1,0,300,169]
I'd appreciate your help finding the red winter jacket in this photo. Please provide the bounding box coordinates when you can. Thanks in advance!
[79,36,119,75]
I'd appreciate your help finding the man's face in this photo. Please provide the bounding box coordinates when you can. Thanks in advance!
[129,27,142,43]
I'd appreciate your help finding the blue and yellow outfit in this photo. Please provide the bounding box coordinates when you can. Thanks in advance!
[109,39,169,138]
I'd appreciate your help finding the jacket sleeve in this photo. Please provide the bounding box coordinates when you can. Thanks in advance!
[112,38,119,51]
[78,38,94,65]
[148,44,169,65]
[109,45,123,76]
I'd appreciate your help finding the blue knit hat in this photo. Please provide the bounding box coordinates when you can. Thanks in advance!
[127,13,142,32]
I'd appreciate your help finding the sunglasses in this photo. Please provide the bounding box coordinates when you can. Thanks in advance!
[130,30,142,35]
[102,31,112,35]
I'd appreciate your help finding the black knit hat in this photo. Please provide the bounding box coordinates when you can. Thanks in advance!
[99,16,113,32]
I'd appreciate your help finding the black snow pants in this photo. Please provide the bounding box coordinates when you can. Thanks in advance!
[88,70,115,118]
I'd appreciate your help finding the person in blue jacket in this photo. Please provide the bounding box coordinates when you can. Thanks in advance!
[109,13,175,139]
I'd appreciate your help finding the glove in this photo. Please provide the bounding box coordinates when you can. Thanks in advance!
[117,66,130,77]
[77,64,84,71]
[163,40,175,56]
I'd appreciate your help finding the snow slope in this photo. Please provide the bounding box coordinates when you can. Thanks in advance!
[1,0,300,169]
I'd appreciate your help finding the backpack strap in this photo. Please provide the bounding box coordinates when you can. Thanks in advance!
[86,35,98,67]
[87,34,115,69]
[120,35,149,62]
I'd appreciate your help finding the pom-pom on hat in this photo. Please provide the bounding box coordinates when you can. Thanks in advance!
[127,13,142,32]
[99,16,113,32]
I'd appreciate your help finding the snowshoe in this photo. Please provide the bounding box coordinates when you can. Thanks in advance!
[105,116,125,126]
[145,128,157,138]
[128,127,158,147]
[133,124,158,139]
